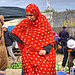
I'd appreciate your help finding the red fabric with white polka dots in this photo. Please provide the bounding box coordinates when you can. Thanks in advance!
[11,4,56,75]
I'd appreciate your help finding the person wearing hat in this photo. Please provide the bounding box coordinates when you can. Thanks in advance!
[2,25,17,64]
[67,38,75,73]
[61,36,75,73]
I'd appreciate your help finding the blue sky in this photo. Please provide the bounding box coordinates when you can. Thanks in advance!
[0,0,75,11]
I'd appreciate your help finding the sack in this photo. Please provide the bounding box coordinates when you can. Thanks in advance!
[70,67,75,75]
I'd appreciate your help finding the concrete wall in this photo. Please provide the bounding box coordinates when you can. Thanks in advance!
[42,12,53,27]
[53,10,75,27]
[42,10,75,37]
[42,10,75,27]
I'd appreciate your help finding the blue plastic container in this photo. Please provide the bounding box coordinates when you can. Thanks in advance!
[57,71,67,75]
[0,73,5,75]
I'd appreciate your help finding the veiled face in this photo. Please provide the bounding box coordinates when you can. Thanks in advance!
[26,12,35,22]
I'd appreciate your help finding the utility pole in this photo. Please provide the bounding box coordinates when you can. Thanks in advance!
[47,0,50,9]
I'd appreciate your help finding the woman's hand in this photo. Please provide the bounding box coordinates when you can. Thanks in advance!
[39,50,46,56]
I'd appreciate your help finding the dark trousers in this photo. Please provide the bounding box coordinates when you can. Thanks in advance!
[62,48,68,67]
[61,41,67,55]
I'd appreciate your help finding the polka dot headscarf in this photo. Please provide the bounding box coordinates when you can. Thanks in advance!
[25,4,40,19]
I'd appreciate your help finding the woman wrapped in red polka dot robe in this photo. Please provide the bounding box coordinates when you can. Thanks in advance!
[11,4,57,75]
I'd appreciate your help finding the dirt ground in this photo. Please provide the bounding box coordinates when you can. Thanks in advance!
[6,53,75,75]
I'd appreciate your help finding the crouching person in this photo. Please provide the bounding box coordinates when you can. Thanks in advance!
[67,37,75,74]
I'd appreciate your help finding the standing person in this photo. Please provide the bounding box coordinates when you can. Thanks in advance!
[2,25,17,64]
[59,26,69,73]
[0,15,8,75]
[11,4,57,75]
[59,26,69,54]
